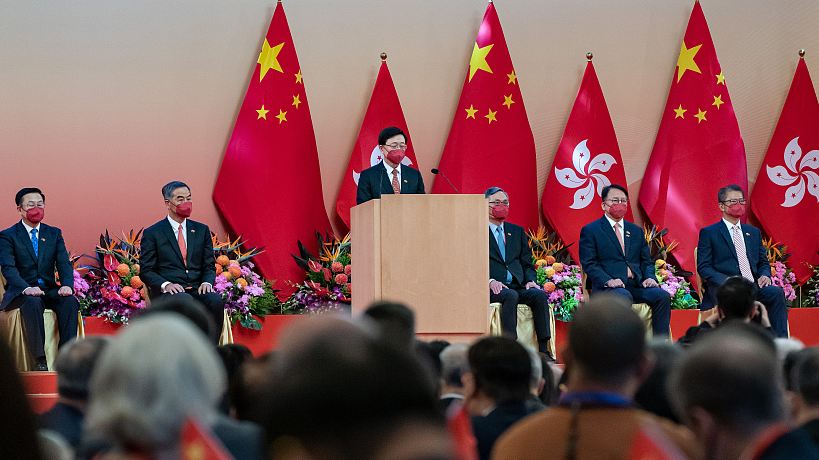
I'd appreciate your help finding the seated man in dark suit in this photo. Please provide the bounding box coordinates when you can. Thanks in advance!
[579,184,671,338]
[0,187,80,371]
[486,187,552,357]
[696,184,788,337]
[140,181,224,335]
[355,127,425,204]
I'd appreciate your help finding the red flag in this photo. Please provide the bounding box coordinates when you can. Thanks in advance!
[431,2,539,230]
[213,3,331,297]
[542,60,632,264]
[446,403,478,460]
[625,423,687,460]
[336,59,419,227]
[638,2,746,275]
[750,57,819,284]
[180,417,234,460]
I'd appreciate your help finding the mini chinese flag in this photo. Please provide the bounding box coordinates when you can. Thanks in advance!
[638,2,747,275]
[432,1,539,230]
[213,2,332,297]
[447,403,478,460]
[750,55,819,284]
[542,58,632,264]
[335,57,420,228]
[625,424,687,460]
[180,417,234,460]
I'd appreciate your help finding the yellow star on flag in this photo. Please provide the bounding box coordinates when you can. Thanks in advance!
[676,42,702,83]
[184,443,204,460]
[465,104,478,119]
[716,72,725,85]
[507,71,517,85]
[502,95,515,109]
[275,109,287,124]
[258,39,284,82]
[469,43,494,82]
[295,69,303,84]
[694,109,707,123]
[673,104,686,119]
[712,95,724,109]
[292,94,301,109]
[485,108,497,124]
[256,105,269,120]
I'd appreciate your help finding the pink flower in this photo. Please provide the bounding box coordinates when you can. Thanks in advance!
[334,274,348,285]
[331,262,344,273]
[308,260,322,272]
[344,264,352,276]
[323,268,332,281]
[104,254,118,272]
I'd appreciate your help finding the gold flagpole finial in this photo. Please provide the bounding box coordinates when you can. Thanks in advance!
[381,52,387,62]
[278,0,282,3]
[488,0,493,4]
[799,49,806,59]
[586,52,593,62]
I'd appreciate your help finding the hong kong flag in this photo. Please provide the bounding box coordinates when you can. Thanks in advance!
[750,54,819,284]
[542,57,632,264]
[213,2,332,298]
[432,1,539,230]
[336,56,419,228]
[638,2,746,275]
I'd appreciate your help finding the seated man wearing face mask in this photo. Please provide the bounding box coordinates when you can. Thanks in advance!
[696,184,788,338]
[579,184,671,338]
[140,181,224,335]
[486,187,553,359]
[355,127,425,205]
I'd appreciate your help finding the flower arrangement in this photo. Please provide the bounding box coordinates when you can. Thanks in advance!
[288,231,351,314]
[211,234,284,329]
[79,230,147,324]
[67,253,91,309]
[654,259,697,309]
[534,256,583,321]
[804,264,819,308]
[763,238,797,303]
[526,227,574,265]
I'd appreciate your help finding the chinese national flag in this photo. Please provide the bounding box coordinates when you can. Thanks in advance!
[180,417,234,460]
[750,57,819,284]
[625,424,687,460]
[542,60,632,264]
[432,2,539,230]
[638,2,747,275]
[213,2,331,297]
[336,59,419,228]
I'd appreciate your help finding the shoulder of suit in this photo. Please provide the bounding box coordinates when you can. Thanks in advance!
[504,222,523,233]
[187,220,209,231]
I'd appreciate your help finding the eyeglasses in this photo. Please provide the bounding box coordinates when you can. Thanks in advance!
[383,143,407,150]
[21,203,44,210]
[604,199,628,205]
[489,200,510,206]
[721,199,746,205]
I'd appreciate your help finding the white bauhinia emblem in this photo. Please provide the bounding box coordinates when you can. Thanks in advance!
[353,145,414,185]
[766,137,819,207]
[554,140,617,209]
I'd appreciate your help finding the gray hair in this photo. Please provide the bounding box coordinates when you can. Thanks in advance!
[439,343,470,388]
[484,187,507,200]
[161,181,189,200]
[86,314,226,452]
[717,184,744,203]
[525,346,543,389]
[54,336,111,401]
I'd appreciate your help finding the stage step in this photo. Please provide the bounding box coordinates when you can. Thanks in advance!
[21,371,59,414]
[28,394,59,414]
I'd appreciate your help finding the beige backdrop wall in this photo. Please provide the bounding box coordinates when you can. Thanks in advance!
[2,0,818,265]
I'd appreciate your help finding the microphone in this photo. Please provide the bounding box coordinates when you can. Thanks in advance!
[378,166,384,199]
[431,169,460,193]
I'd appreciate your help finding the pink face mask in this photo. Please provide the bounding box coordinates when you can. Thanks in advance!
[26,207,44,224]
[491,205,509,220]
[174,202,192,218]
[726,203,746,218]
[386,149,406,165]
[607,203,627,220]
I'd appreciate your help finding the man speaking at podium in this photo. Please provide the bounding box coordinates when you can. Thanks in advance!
[356,127,425,204]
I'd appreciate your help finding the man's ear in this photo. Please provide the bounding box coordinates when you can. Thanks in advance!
[634,352,656,386]
[461,372,476,400]
[687,406,720,455]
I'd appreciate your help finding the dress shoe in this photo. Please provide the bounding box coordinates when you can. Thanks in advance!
[34,356,48,371]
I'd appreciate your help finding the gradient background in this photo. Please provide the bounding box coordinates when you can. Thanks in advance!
[2,0,818,266]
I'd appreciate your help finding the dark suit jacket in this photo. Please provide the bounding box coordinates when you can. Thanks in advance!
[38,402,84,448]
[697,220,768,309]
[579,216,656,291]
[355,162,425,204]
[0,222,74,310]
[472,400,541,460]
[490,222,537,288]
[757,428,819,460]
[139,218,216,298]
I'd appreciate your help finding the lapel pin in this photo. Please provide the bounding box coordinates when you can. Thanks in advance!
[41,238,46,241]
[403,179,408,183]
[745,232,750,236]
[191,229,195,233]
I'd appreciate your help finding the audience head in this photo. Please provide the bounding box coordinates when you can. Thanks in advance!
[86,314,226,455]
[414,339,449,382]
[526,346,544,395]
[787,347,819,424]
[261,316,448,460]
[54,336,111,404]
[0,339,44,460]
[465,336,531,404]
[566,294,649,389]
[716,276,755,320]
[669,323,784,444]
[140,294,217,343]
[634,341,682,423]
[362,301,416,349]
[439,343,470,392]
[216,343,253,414]
[231,351,277,424]
[538,353,560,406]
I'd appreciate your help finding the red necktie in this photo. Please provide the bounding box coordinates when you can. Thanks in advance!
[178,226,187,266]
[614,223,633,278]
[392,169,401,194]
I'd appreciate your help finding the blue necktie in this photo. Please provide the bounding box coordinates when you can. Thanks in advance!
[496,226,512,284]
[31,229,38,257]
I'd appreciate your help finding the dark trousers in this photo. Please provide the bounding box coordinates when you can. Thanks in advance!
[596,278,671,337]
[5,290,80,359]
[490,286,552,344]
[756,285,788,338]
[154,291,225,342]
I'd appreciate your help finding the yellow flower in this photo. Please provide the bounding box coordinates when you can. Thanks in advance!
[545,268,556,277]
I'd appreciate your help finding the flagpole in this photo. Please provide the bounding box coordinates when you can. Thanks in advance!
[586,52,593,61]
[800,49,806,59]
[381,52,387,62]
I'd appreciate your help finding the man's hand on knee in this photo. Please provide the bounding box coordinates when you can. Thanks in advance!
[163,283,185,294]
[57,286,73,296]
[198,283,214,295]
[490,280,507,295]
[23,287,45,296]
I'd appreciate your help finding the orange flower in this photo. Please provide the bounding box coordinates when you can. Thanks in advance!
[237,278,248,288]
[215,264,223,276]
[335,273,348,285]
[121,286,134,298]
[131,264,140,275]
[229,265,242,278]
[229,259,240,267]
[545,255,556,265]
[130,276,143,289]
[221,271,232,281]
[658,269,669,278]
[331,261,344,273]
[216,255,230,266]
[544,282,556,292]
[552,263,564,272]
[117,263,130,277]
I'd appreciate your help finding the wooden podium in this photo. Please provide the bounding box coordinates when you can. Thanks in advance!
[351,194,489,342]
